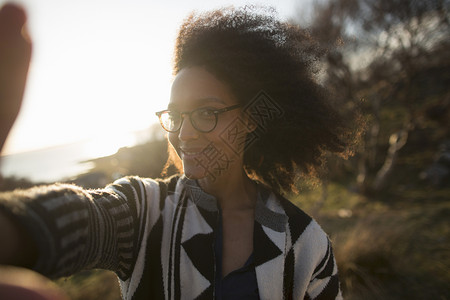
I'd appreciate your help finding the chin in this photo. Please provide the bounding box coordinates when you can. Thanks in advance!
[182,161,209,180]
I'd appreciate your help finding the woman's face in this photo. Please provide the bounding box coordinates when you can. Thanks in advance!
[168,67,249,180]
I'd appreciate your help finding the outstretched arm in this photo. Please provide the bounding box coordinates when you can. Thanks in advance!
[0,178,159,279]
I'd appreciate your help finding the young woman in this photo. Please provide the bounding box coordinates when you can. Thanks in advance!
[0,6,353,300]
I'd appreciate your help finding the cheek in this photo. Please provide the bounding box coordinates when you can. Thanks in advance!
[212,120,249,155]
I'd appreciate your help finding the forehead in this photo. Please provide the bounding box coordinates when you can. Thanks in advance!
[169,66,237,109]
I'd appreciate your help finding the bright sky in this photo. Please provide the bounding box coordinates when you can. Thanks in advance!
[1,0,303,155]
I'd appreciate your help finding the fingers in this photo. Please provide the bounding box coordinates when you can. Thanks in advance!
[0,3,28,34]
[0,3,32,153]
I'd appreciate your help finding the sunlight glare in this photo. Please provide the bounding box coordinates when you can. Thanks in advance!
[80,132,136,160]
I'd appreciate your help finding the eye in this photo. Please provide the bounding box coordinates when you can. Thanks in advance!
[196,108,216,119]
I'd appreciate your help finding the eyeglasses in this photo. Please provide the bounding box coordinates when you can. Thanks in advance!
[155,104,241,133]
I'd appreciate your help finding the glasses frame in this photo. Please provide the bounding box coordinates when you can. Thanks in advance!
[155,104,241,133]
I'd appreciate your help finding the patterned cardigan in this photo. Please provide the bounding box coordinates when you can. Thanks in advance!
[0,174,342,299]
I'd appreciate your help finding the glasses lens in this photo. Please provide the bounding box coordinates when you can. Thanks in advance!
[160,111,181,132]
[192,108,217,132]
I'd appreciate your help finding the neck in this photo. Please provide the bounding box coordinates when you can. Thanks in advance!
[197,168,257,211]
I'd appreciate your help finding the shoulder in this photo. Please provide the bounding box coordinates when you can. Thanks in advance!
[276,193,312,225]
[108,174,181,193]
[105,174,182,209]
[270,191,329,251]
[153,174,182,193]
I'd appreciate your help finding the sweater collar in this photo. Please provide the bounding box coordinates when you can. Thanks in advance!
[180,175,288,232]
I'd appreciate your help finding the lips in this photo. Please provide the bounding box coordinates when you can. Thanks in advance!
[182,149,203,155]
[179,146,208,158]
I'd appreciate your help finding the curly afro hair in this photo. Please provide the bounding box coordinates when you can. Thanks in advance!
[170,5,356,195]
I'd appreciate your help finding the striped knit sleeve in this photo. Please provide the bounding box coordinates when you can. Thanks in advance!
[0,176,158,280]
[305,238,343,300]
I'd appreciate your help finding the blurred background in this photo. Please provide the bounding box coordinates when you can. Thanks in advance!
[0,0,449,299]
[0,0,297,182]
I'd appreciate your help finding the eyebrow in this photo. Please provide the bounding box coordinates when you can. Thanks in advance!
[168,97,227,110]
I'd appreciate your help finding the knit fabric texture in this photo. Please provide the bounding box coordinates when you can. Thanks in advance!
[0,174,342,299]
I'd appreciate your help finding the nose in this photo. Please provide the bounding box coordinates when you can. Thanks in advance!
[178,115,199,141]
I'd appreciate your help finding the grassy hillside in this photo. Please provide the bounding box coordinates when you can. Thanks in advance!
[292,183,450,299]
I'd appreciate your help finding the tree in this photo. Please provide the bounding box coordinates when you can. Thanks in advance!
[295,0,450,194]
